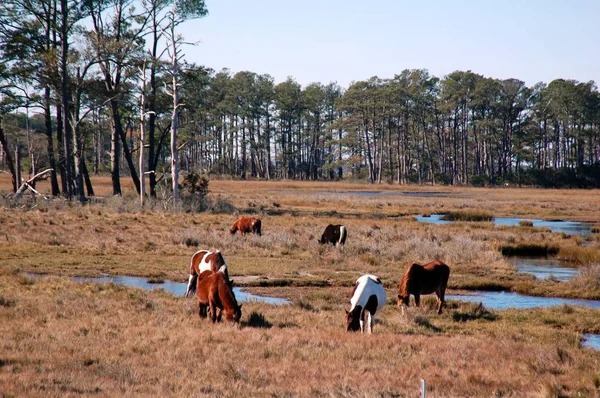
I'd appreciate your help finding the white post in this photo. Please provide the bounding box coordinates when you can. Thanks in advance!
[420,379,426,398]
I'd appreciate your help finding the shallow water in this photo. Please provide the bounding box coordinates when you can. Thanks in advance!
[320,191,453,198]
[415,214,454,225]
[448,291,600,310]
[417,214,592,236]
[582,334,600,350]
[70,275,291,305]
[510,257,578,282]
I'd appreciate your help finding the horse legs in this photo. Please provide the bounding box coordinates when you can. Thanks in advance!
[365,311,374,335]
[198,303,208,319]
[414,294,421,308]
[209,301,218,323]
[436,288,446,314]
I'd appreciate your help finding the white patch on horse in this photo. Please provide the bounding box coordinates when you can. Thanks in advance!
[338,226,346,246]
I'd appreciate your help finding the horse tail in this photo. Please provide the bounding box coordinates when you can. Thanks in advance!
[441,263,450,288]
[185,250,204,298]
[253,219,262,236]
[338,225,347,246]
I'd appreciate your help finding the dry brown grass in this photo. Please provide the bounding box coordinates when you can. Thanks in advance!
[2,177,600,395]
[1,270,600,397]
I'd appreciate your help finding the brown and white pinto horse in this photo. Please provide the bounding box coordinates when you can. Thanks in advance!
[196,270,242,323]
[397,260,450,315]
[230,216,262,236]
[319,224,347,246]
[346,274,386,334]
[184,250,230,298]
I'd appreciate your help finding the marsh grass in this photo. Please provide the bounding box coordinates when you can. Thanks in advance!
[2,178,600,395]
[519,220,534,227]
[500,243,560,257]
[442,211,494,222]
[2,271,600,396]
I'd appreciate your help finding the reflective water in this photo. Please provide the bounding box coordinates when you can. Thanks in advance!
[582,334,600,350]
[415,214,454,225]
[448,291,600,310]
[510,257,578,282]
[321,191,453,198]
[494,218,592,236]
[71,275,291,305]
[417,214,592,236]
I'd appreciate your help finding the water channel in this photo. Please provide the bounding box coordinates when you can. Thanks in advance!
[416,214,593,236]
[70,275,291,305]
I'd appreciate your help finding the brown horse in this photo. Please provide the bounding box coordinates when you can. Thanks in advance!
[184,250,230,298]
[230,216,262,236]
[196,270,242,323]
[397,260,450,315]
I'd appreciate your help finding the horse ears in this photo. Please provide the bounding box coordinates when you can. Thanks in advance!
[238,304,243,309]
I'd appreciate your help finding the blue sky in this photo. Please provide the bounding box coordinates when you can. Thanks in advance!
[179,0,600,88]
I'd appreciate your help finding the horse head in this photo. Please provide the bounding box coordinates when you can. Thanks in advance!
[345,307,361,332]
[229,224,238,234]
[225,304,242,323]
[397,294,409,315]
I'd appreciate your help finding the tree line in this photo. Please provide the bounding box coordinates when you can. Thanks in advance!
[1,1,599,203]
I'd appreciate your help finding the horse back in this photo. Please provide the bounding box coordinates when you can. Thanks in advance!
[350,275,386,312]
[418,261,450,294]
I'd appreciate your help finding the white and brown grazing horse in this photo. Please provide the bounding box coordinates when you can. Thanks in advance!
[184,250,230,298]
[346,274,386,334]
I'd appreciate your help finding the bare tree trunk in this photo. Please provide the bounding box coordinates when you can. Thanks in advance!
[0,124,17,192]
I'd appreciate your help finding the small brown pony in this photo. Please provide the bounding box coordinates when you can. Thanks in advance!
[196,270,242,323]
[397,260,450,315]
[230,216,262,236]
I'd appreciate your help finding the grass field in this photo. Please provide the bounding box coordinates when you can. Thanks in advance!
[1,175,600,396]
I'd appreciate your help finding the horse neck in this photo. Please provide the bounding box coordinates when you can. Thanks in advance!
[399,266,417,296]
[216,276,238,310]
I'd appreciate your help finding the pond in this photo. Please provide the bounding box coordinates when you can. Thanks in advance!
[70,275,291,305]
[320,191,454,198]
[448,291,600,310]
[417,214,593,236]
[582,334,600,350]
[510,257,578,282]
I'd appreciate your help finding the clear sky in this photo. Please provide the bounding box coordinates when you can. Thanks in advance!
[179,0,600,88]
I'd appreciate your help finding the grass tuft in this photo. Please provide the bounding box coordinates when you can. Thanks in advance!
[452,303,497,322]
[442,211,493,222]
[500,243,559,257]
[243,311,272,328]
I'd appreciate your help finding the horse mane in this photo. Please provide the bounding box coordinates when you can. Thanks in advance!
[216,273,239,310]
[399,263,420,297]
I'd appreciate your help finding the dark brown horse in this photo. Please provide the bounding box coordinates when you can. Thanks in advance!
[196,270,242,323]
[319,224,347,246]
[397,260,450,315]
[230,216,262,236]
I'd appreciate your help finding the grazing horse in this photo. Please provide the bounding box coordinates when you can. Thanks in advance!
[345,274,386,334]
[230,216,262,236]
[196,270,242,323]
[184,250,230,298]
[319,224,347,246]
[397,260,450,315]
